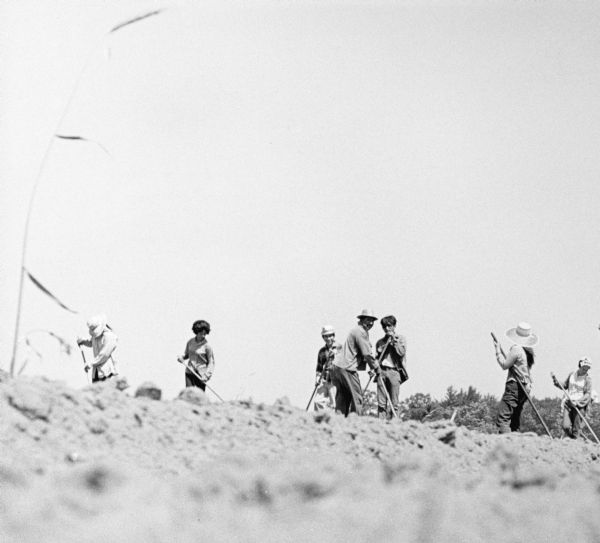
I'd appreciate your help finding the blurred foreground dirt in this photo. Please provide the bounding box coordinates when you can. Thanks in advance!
[2,374,600,542]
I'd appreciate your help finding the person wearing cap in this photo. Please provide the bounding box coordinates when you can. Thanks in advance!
[331,309,380,416]
[493,322,537,433]
[77,314,119,383]
[374,315,407,419]
[313,325,342,411]
[177,319,215,391]
[552,357,593,439]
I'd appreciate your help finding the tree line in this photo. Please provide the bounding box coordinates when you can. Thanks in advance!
[364,385,600,439]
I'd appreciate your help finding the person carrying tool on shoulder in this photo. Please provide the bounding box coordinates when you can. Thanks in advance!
[493,321,537,433]
[178,319,215,391]
[77,314,119,383]
[375,315,407,420]
[313,325,342,411]
[552,357,592,439]
[331,309,380,416]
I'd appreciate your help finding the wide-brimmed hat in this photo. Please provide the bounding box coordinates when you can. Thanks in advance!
[579,357,592,368]
[356,309,378,321]
[87,314,107,338]
[505,322,538,348]
[321,325,335,337]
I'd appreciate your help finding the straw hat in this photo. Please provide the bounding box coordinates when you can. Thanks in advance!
[505,322,538,348]
[321,325,335,337]
[356,309,378,320]
[87,314,107,338]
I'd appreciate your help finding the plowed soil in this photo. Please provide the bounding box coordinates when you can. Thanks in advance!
[2,373,600,542]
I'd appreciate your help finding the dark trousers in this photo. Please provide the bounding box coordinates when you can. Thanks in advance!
[496,380,527,433]
[330,365,363,416]
[92,371,115,384]
[563,404,585,439]
[377,367,400,417]
[185,371,206,391]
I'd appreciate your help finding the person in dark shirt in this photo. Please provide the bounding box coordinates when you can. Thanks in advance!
[313,325,342,411]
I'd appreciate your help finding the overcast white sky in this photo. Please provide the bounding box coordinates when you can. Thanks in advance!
[2,0,600,407]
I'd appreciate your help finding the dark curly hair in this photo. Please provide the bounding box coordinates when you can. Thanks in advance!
[192,320,211,334]
[380,315,397,328]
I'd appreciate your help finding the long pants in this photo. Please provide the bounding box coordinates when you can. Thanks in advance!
[562,403,585,439]
[185,371,206,391]
[313,381,337,411]
[377,367,400,418]
[496,380,527,433]
[330,366,363,416]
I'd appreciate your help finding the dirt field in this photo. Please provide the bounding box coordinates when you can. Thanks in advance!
[2,373,600,542]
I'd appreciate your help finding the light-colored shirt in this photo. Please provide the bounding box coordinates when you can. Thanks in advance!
[335,326,373,371]
[557,371,592,408]
[79,329,118,380]
[183,338,215,380]
[496,344,532,387]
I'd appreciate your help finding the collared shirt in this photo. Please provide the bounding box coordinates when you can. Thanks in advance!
[496,344,532,386]
[316,342,342,381]
[335,326,373,371]
[375,335,406,369]
[184,337,215,380]
[79,329,118,380]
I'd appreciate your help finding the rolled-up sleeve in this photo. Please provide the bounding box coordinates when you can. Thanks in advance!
[496,346,519,370]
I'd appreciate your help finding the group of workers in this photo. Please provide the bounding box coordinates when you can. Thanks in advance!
[75,312,594,440]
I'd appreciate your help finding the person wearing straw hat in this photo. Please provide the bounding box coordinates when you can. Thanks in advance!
[493,322,537,433]
[77,314,119,383]
[552,357,593,439]
[375,315,407,420]
[313,325,342,411]
[177,319,215,391]
[330,309,381,416]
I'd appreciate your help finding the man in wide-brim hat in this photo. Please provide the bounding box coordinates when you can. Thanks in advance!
[493,322,537,433]
[330,309,381,416]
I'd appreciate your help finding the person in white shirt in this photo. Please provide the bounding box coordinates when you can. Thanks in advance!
[552,357,593,439]
[77,314,119,383]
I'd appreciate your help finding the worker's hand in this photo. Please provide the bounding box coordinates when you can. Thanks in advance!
[76,337,85,346]
[315,373,322,386]
[552,376,560,387]
[372,362,381,375]
[84,365,90,373]
[177,356,185,364]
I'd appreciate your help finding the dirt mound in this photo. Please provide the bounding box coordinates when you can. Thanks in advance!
[2,375,600,542]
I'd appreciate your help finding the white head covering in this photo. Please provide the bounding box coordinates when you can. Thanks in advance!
[87,314,107,338]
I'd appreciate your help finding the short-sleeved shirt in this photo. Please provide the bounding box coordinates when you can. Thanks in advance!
[184,338,215,379]
[334,326,372,372]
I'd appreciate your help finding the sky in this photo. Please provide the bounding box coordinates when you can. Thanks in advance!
[2,0,600,407]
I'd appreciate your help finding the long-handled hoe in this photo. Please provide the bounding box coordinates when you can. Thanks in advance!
[551,372,600,444]
[78,345,91,385]
[177,358,225,403]
[305,372,324,411]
